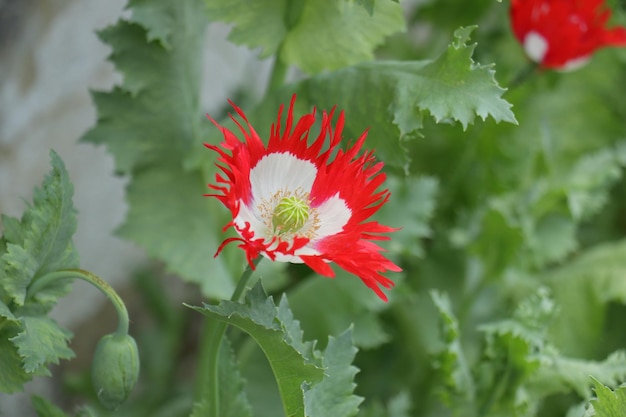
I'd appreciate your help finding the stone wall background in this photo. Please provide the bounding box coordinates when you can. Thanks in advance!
[0,1,269,415]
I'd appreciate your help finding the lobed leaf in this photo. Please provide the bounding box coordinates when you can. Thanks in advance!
[81,5,205,174]
[588,378,626,417]
[115,163,235,299]
[303,329,363,417]
[288,267,390,350]
[10,316,74,374]
[0,326,32,393]
[188,282,325,417]
[82,0,239,298]
[227,26,515,173]
[0,151,78,307]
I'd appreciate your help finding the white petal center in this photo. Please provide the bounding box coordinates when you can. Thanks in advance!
[523,31,548,63]
[232,152,352,263]
[312,194,351,241]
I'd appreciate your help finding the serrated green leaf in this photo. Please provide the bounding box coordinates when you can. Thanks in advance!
[116,162,234,299]
[304,329,363,417]
[191,337,252,417]
[210,26,514,173]
[412,26,516,129]
[0,300,14,321]
[1,244,39,306]
[188,283,325,417]
[0,215,25,245]
[31,395,69,417]
[0,151,78,306]
[204,0,404,73]
[126,0,180,48]
[481,287,556,351]
[0,325,32,393]
[82,0,235,298]
[10,316,74,374]
[476,289,557,415]
[81,0,206,174]
[430,290,475,406]
[588,378,626,417]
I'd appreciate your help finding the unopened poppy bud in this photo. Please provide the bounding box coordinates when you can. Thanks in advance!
[91,333,140,409]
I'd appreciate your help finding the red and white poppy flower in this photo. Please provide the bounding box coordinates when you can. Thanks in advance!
[510,0,626,70]
[205,96,401,301]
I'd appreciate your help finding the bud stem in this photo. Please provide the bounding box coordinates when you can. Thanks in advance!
[26,268,130,336]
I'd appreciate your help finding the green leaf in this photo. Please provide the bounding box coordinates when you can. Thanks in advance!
[407,26,516,129]
[531,350,626,399]
[288,267,390,350]
[115,163,235,299]
[188,283,325,417]
[82,0,236,298]
[203,0,287,59]
[359,392,412,417]
[304,329,363,417]
[81,0,206,174]
[31,395,69,417]
[588,378,626,417]
[375,176,438,258]
[191,337,252,417]
[477,288,557,415]
[0,324,32,393]
[481,287,557,352]
[543,240,626,356]
[10,316,74,374]
[430,290,475,406]
[281,0,405,73]
[0,151,78,307]
[204,0,405,73]
[255,26,515,171]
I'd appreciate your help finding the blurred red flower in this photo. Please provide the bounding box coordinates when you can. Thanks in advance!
[510,0,626,70]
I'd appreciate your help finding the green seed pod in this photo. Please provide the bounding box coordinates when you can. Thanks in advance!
[91,333,140,409]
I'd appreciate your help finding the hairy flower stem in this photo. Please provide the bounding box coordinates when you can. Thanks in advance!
[194,258,261,416]
[27,268,130,336]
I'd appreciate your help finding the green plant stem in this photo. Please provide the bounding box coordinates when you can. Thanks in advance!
[507,61,539,91]
[26,268,130,336]
[267,57,288,94]
[194,258,261,416]
[478,366,512,416]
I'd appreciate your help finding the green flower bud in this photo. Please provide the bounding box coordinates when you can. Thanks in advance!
[91,333,140,409]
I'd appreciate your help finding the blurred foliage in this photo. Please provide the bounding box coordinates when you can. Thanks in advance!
[4,0,626,415]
